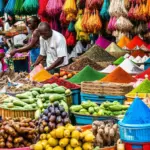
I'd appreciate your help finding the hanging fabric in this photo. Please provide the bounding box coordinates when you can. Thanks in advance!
[60,11,69,26]
[0,0,4,16]
[49,18,59,31]
[86,0,103,10]
[65,30,76,46]
[4,0,16,15]
[38,0,48,16]
[14,0,24,15]
[68,21,75,32]
[63,0,77,14]
[46,0,63,16]
[22,0,38,14]
[100,0,110,20]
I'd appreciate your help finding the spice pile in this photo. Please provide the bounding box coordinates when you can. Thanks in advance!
[113,56,125,65]
[78,45,116,62]
[95,36,111,49]
[106,42,125,52]
[131,50,148,57]
[117,35,130,48]
[68,66,106,84]
[100,67,136,83]
[122,97,150,124]
[44,76,80,89]
[119,58,143,74]
[135,68,150,80]
[68,57,103,71]
[100,65,116,74]
[129,79,150,93]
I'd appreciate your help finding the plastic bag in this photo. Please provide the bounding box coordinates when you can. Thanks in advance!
[81,8,90,31]
[29,64,52,82]
[0,0,4,16]
[63,0,77,14]
[65,30,76,46]
[38,0,48,16]
[128,3,134,19]
[60,11,69,26]
[86,0,103,10]
[22,0,38,14]
[46,0,62,16]
[49,18,58,31]
[109,0,127,17]
[4,0,16,15]
[66,13,76,21]
[108,17,117,31]
[100,0,110,20]
[116,16,133,31]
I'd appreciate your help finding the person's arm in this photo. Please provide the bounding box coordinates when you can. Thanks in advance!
[33,55,45,67]
[45,57,64,71]
[10,30,39,56]
[33,37,46,67]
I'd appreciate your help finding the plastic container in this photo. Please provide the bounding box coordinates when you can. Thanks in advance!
[144,58,150,70]
[119,121,150,143]
[71,88,81,105]
[13,57,29,73]
[81,92,125,104]
[125,143,150,150]
[73,113,118,125]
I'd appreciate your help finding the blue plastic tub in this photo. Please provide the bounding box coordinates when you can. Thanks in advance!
[119,121,150,143]
[81,92,125,104]
[71,89,81,105]
[73,113,118,125]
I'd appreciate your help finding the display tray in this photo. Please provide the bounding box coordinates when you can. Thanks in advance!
[1,147,30,150]
[0,107,36,118]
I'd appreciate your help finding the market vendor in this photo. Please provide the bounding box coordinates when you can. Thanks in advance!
[0,49,7,72]
[33,22,68,74]
[9,16,40,64]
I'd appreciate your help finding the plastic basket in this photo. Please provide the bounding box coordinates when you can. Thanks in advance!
[71,89,81,105]
[81,92,125,105]
[119,121,150,143]
[125,143,150,150]
[73,113,118,125]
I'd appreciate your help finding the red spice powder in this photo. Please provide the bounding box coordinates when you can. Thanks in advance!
[135,68,150,80]
[100,67,136,83]
[43,76,80,89]
[131,50,148,57]
[126,36,147,50]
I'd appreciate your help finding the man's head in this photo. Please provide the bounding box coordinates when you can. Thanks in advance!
[27,16,40,30]
[38,22,52,40]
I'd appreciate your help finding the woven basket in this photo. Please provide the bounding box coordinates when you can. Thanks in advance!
[81,81,133,96]
[0,107,36,119]
[108,52,127,59]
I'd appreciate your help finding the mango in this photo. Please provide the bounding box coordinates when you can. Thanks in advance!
[59,138,69,147]
[70,138,79,148]
[48,138,58,147]
[71,130,80,140]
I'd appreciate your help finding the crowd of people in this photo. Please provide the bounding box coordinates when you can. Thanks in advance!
[0,15,91,74]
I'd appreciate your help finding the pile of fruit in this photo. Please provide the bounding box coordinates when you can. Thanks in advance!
[70,101,129,117]
[92,120,119,148]
[33,124,94,150]
[1,84,71,115]
[54,70,77,79]
[37,102,70,134]
[0,117,37,148]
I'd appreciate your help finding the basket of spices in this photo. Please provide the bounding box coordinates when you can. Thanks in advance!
[81,81,133,96]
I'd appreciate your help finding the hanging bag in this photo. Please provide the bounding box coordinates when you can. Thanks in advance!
[46,0,63,16]
[14,0,24,15]
[22,0,38,14]
[100,0,110,20]
[38,0,48,16]
[4,0,16,15]
[0,0,4,16]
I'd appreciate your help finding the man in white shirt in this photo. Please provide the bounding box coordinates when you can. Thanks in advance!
[34,22,68,73]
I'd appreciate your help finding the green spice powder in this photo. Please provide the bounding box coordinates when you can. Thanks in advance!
[68,66,106,84]
[113,56,125,65]
[130,79,150,93]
